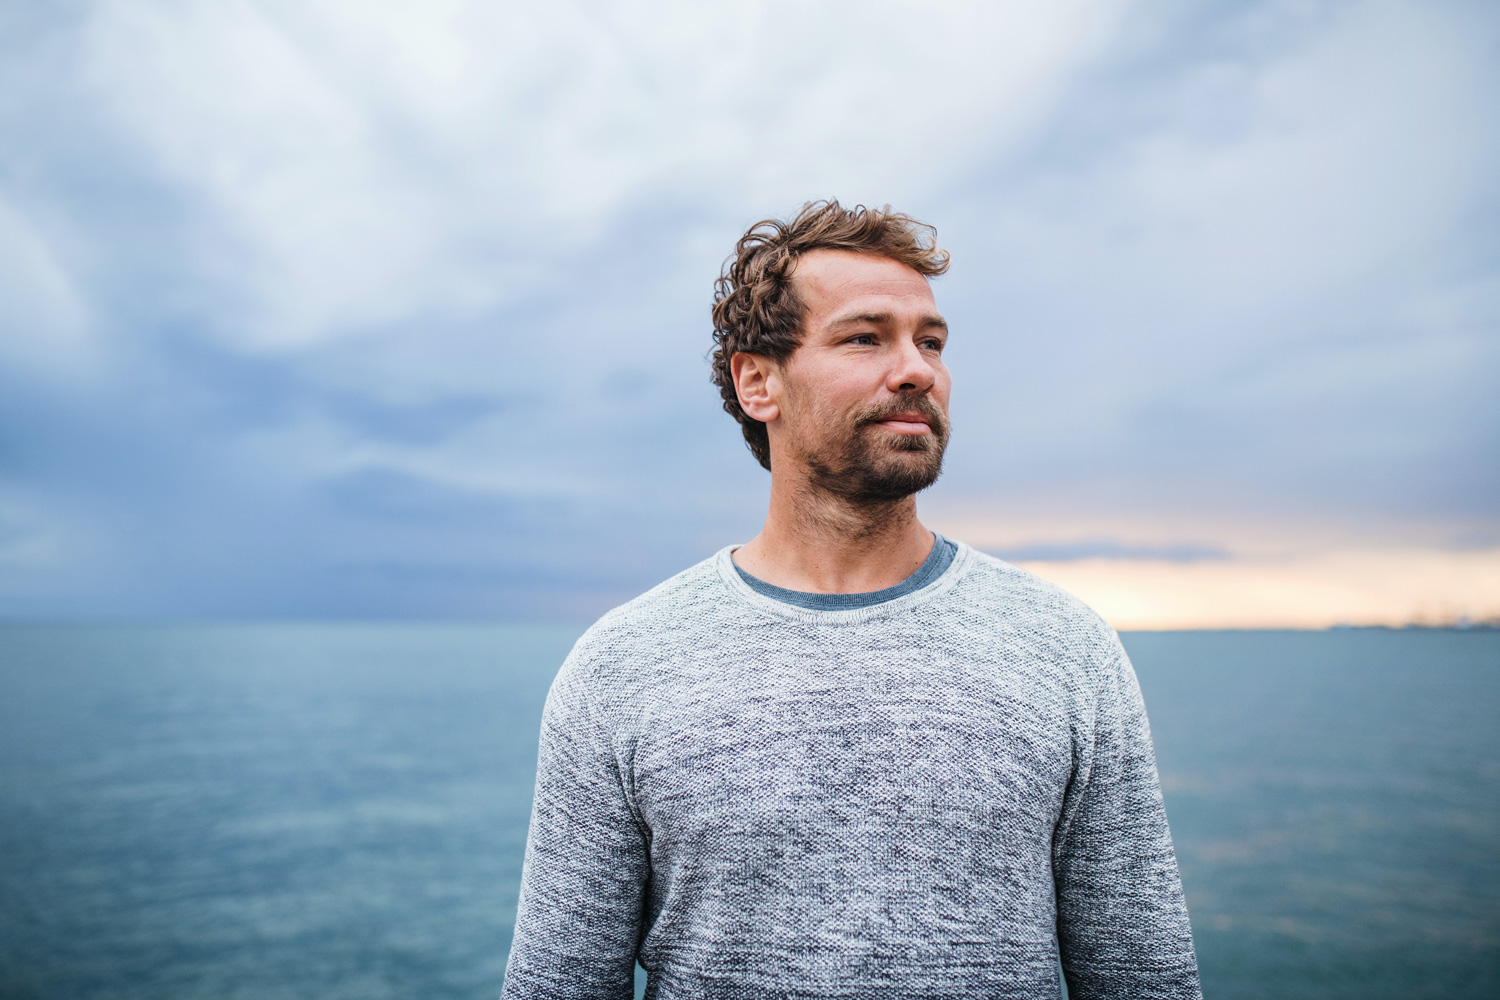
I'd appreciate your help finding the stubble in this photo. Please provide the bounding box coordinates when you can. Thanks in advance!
[803,393,951,505]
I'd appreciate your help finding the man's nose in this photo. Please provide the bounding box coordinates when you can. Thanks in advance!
[886,339,937,394]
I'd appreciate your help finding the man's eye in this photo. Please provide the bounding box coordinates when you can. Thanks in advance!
[921,339,943,351]
[850,334,875,345]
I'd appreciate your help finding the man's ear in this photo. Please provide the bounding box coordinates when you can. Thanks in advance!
[731,352,780,423]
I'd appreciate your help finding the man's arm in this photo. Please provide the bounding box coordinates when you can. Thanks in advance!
[1053,637,1202,1000]
[502,657,649,1000]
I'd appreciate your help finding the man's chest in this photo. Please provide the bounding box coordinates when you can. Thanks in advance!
[623,656,1081,861]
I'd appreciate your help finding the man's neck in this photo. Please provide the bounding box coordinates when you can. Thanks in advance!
[732,479,936,594]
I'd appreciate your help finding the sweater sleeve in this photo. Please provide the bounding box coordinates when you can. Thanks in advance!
[1052,636,1202,1000]
[501,656,649,1000]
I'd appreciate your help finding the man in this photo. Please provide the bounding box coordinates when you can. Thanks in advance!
[502,202,1201,999]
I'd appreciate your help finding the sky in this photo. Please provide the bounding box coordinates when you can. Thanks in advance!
[1,0,1497,628]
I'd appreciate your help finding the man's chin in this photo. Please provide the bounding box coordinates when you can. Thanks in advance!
[844,454,946,502]
[803,425,949,502]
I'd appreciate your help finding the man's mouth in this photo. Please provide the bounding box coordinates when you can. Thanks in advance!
[874,413,932,435]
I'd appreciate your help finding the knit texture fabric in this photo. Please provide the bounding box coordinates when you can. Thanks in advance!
[502,543,1201,1000]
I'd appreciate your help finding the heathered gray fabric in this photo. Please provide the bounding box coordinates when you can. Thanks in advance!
[502,542,1201,1000]
[733,533,958,610]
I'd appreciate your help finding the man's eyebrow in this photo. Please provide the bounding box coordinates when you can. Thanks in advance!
[826,311,949,331]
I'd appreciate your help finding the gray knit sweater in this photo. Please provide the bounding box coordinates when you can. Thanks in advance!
[502,543,1200,999]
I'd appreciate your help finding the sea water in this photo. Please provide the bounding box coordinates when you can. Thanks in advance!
[0,624,1495,998]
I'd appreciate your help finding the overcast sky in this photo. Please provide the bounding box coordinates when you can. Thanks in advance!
[2,0,1497,626]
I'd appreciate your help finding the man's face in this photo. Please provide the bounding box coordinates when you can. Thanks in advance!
[772,249,951,503]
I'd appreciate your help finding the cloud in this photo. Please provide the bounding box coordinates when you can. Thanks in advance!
[0,197,91,373]
[988,540,1229,563]
[75,0,1121,352]
[929,0,1500,518]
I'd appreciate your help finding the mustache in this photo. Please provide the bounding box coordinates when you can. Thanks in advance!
[853,394,949,435]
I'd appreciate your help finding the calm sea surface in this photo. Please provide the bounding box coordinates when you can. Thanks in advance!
[0,625,1495,999]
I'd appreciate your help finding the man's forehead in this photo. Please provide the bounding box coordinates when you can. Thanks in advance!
[792,249,938,314]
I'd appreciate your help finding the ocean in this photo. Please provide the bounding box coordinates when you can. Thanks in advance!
[0,624,1495,998]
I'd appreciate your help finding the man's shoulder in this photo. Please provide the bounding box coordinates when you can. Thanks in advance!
[566,549,737,663]
[949,545,1124,665]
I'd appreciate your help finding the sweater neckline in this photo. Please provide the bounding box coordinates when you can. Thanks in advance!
[713,541,975,624]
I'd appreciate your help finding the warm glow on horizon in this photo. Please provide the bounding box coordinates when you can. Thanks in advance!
[1011,546,1500,631]
[929,509,1500,630]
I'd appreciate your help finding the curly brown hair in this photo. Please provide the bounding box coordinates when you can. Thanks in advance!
[710,200,950,469]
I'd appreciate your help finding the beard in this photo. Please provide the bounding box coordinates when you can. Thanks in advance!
[802,392,951,505]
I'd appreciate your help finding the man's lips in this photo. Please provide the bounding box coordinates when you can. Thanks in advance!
[875,413,932,434]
